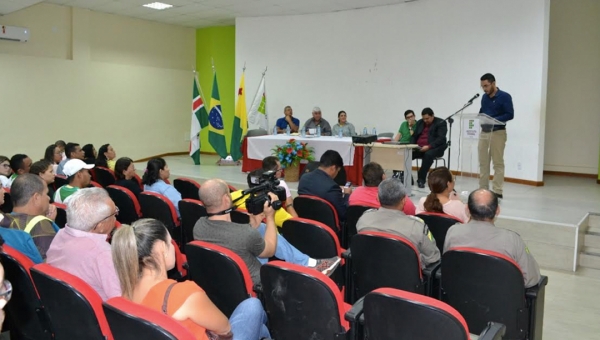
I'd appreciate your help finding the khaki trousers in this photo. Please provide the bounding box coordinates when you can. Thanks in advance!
[478,129,507,194]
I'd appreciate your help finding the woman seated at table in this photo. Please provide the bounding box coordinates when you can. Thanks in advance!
[415,167,469,223]
[332,110,357,137]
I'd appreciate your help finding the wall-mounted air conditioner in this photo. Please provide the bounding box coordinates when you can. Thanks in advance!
[0,25,30,42]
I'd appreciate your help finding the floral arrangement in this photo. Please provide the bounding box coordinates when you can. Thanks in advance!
[272,138,315,168]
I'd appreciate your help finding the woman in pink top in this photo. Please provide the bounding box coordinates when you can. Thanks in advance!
[416,167,468,223]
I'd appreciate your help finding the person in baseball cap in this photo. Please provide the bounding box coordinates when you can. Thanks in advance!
[54,159,94,204]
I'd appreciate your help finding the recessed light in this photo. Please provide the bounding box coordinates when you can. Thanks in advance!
[142,2,173,10]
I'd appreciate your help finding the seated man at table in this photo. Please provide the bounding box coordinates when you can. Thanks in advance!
[350,162,416,215]
[303,106,332,136]
[276,106,300,133]
[298,150,351,219]
[411,107,448,188]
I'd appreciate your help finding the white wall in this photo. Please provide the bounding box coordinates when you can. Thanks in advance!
[236,0,550,182]
[545,0,600,174]
[0,3,195,161]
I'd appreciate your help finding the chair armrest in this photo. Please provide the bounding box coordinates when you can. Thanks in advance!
[344,296,365,323]
[478,322,506,340]
[422,261,441,278]
[525,275,548,299]
[342,249,352,260]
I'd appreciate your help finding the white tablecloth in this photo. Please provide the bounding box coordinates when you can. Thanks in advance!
[246,135,356,166]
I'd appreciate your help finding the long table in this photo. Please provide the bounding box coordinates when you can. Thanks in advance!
[356,143,418,195]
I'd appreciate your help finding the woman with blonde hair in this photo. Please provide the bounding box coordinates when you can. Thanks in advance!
[415,167,469,222]
[111,219,270,340]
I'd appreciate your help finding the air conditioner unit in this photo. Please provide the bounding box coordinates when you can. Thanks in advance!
[0,25,30,42]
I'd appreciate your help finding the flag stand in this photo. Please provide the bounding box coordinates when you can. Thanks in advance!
[217,156,241,166]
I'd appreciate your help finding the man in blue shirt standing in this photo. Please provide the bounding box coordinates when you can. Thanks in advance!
[479,73,514,199]
[275,106,300,133]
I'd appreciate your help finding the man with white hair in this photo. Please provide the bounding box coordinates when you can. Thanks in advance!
[303,106,332,136]
[46,188,120,301]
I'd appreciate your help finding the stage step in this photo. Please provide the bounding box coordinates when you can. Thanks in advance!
[580,251,600,270]
[579,213,600,270]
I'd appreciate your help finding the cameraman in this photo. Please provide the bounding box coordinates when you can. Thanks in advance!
[194,179,341,285]
[260,156,298,218]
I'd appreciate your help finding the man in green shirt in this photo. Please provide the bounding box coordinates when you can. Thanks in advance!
[54,159,94,204]
[392,110,416,181]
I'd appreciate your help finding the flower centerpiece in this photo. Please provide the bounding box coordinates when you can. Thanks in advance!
[272,138,315,182]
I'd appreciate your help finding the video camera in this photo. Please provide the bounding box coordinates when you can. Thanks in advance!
[243,170,286,215]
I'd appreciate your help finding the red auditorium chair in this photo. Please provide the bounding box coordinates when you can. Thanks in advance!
[416,212,463,251]
[89,181,103,188]
[173,178,201,200]
[138,191,181,245]
[178,199,207,246]
[103,297,195,340]
[30,263,113,340]
[185,241,255,317]
[0,245,54,340]
[260,261,354,340]
[293,195,341,236]
[1,188,12,213]
[106,185,142,225]
[171,239,187,279]
[133,173,144,190]
[346,288,506,340]
[442,247,548,340]
[343,204,377,248]
[227,184,238,193]
[52,203,67,229]
[93,167,116,188]
[53,175,68,191]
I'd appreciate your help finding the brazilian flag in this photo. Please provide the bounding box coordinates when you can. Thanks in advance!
[208,71,229,159]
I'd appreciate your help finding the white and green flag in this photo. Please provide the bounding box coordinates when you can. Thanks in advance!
[248,75,269,131]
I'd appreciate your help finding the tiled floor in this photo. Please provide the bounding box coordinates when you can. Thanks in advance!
[136,154,600,339]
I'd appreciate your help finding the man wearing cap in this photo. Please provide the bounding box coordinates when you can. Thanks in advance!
[54,159,94,204]
[303,106,332,136]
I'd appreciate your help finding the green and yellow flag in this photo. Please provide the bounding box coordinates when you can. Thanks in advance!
[230,72,247,161]
[208,71,229,159]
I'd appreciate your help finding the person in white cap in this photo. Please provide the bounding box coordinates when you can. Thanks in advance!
[54,159,94,204]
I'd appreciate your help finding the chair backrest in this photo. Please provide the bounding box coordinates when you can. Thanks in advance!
[139,191,180,242]
[173,178,201,201]
[185,241,255,318]
[1,191,12,213]
[442,247,529,339]
[30,263,113,340]
[227,184,238,193]
[246,128,268,137]
[351,231,424,299]
[230,208,250,224]
[416,212,462,251]
[103,297,195,340]
[260,261,348,339]
[94,167,116,188]
[344,205,377,248]
[52,203,67,229]
[280,218,342,259]
[178,199,207,246]
[133,174,144,190]
[53,175,68,191]
[0,245,53,340]
[106,185,142,225]
[293,195,340,234]
[363,288,470,340]
[89,181,103,188]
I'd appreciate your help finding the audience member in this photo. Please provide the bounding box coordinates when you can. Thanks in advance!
[96,144,117,171]
[46,188,121,300]
[56,142,84,175]
[357,178,440,268]
[261,156,298,217]
[30,160,56,203]
[0,236,10,329]
[242,169,293,227]
[349,162,416,215]
[113,218,270,339]
[7,154,32,187]
[54,159,94,204]
[298,150,350,219]
[43,144,62,174]
[55,140,67,161]
[142,158,181,216]
[416,167,469,222]
[114,157,141,197]
[5,174,58,260]
[0,156,10,188]
[332,110,357,137]
[194,179,341,284]
[394,109,417,143]
[276,105,300,133]
[411,108,448,188]
[444,189,541,288]
[0,187,43,263]
[82,144,97,165]
[303,106,332,136]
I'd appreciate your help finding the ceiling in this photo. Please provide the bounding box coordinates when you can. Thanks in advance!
[0,0,413,28]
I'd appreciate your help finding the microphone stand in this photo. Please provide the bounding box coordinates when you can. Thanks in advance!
[444,100,474,171]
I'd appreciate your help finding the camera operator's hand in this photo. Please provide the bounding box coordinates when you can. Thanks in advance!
[263,192,278,218]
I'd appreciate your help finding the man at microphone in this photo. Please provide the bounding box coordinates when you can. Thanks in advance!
[479,73,514,199]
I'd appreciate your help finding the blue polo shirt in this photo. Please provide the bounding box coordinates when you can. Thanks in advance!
[276,117,299,130]
[479,88,514,125]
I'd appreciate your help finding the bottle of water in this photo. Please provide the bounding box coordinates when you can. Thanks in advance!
[372,127,377,135]
[286,125,291,135]
[273,126,278,135]
[301,128,306,137]
[338,128,343,138]
[363,127,368,135]
[317,126,321,137]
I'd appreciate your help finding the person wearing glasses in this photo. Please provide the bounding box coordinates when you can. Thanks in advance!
[54,159,94,204]
[46,188,121,301]
[392,110,417,181]
[0,156,12,188]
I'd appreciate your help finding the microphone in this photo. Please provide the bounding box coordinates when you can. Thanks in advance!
[468,93,480,103]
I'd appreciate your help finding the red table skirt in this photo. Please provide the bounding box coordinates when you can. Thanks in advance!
[241,137,364,185]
